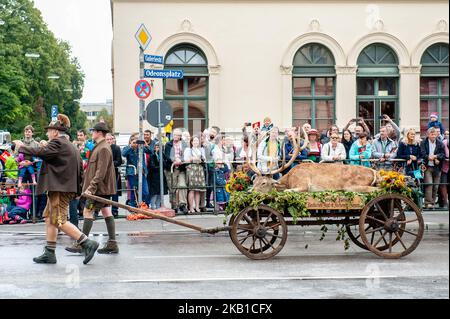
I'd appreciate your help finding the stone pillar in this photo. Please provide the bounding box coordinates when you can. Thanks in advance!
[208,65,221,127]
[335,66,358,130]
[399,65,422,132]
[280,65,293,129]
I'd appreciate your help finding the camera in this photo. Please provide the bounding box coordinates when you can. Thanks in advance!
[245,122,252,127]
[378,115,385,119]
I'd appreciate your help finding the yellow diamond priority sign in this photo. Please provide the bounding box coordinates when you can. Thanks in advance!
[135,24,152,51]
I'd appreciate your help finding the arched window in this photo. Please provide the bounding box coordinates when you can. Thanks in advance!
[356,43,399,135]
[292,43,336,133]
[164,44,208,135]
[420,43,449,136]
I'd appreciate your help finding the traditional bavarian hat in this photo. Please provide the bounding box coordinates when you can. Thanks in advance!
[45,114,71,132]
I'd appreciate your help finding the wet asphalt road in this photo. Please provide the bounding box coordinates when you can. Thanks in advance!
[0,216,448,299]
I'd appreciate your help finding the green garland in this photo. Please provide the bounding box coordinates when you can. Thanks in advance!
[225,190,387,223]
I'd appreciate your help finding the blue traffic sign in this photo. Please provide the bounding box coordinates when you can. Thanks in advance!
[144,55,164,64]
[51,105,58,121]
[144,69,184,79]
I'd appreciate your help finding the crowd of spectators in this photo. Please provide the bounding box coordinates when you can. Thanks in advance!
[0,111,449,224]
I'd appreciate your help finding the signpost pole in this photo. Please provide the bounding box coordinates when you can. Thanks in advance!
[157,100,165,208]
[138,47,144,206]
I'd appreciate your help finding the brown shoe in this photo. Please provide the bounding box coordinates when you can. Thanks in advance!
[97,240,119,254]
[65,242,82,254]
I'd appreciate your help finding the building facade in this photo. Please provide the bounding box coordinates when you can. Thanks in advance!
[111,0,449,137]
[80,99,113,122]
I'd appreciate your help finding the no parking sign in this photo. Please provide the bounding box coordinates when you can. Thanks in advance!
[134,80,152,100]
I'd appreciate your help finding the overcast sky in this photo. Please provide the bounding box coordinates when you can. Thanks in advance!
[33,0,112,103]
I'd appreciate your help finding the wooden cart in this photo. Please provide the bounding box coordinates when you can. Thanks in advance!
[228,193,424,260]
[83,192,424,260]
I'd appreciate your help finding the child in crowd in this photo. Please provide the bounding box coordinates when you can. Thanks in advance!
[261,117,274,132]
[428,113,445,138]
[15,148,37,188]
[0,186,32,224]
[214,160,230,211]
[4,143,18,184]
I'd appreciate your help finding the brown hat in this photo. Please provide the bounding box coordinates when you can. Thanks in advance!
[90,122,110,133]
[45,114,71,132]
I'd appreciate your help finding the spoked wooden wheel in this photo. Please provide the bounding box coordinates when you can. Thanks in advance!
[346,221,369,251]
[359,194,424,258]
[230,205,287,260]
[347,211,406,251]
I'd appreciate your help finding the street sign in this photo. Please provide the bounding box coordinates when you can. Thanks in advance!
[134,80,152,100]
[51,105,58,121]
[144,69,184,79]
[144,54,164,64]
[146,99,173,127]
[135,24,152,51]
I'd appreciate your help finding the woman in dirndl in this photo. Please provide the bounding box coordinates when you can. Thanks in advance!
[184,136,206,213]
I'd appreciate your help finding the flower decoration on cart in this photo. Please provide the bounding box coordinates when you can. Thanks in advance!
[378,170,412,197]
[225,171,252,193]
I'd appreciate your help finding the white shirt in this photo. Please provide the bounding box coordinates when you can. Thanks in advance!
[321,142,347,162]
[184,147,206,163]
[428,139,437,166]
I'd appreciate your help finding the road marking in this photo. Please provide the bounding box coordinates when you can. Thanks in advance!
[119,275,398,283]
[135,255,241,259]
[134,252,367,259]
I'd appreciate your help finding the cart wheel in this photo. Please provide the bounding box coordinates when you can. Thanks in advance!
[230,205,287,260]
[359,194,424,259]
[347,210,406,251]
[228,215,236,237]
[345,223,369,251]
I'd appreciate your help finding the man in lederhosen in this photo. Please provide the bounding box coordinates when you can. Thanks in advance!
[18,114,99,264]
[66,122,119,254]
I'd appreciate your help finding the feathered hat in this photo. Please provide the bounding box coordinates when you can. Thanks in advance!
[45,114,71,132]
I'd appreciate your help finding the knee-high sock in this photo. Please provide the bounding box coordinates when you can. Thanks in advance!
[82,218,94,237]
[104,216,116,240]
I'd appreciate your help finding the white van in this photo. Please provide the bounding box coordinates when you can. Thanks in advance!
[0,130,11,146]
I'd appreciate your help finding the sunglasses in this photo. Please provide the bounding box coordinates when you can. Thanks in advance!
[331,137,339,140]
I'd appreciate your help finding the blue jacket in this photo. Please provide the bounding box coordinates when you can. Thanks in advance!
[349,141,372,167]
[284,140,308,162]
[397,142,421,172]
[371,138,397,164]
[428,120,445,135]
[122,145,152,176]
[283,140,308,173]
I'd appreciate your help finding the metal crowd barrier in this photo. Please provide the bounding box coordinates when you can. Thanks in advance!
[1,156,448,225]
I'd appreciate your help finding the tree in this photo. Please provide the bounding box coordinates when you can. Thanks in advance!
[0,0,86,140]
[95,108,113,133]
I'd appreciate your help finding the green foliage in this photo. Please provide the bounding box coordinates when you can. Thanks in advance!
[226,190,389,223]
[226,191,311,223]
[0,0,85,139]
[94,108,113,132]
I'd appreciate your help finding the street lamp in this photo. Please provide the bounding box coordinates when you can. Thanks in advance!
[64,88,73,92]
[48,75,60,80]
[25,53,40,58]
